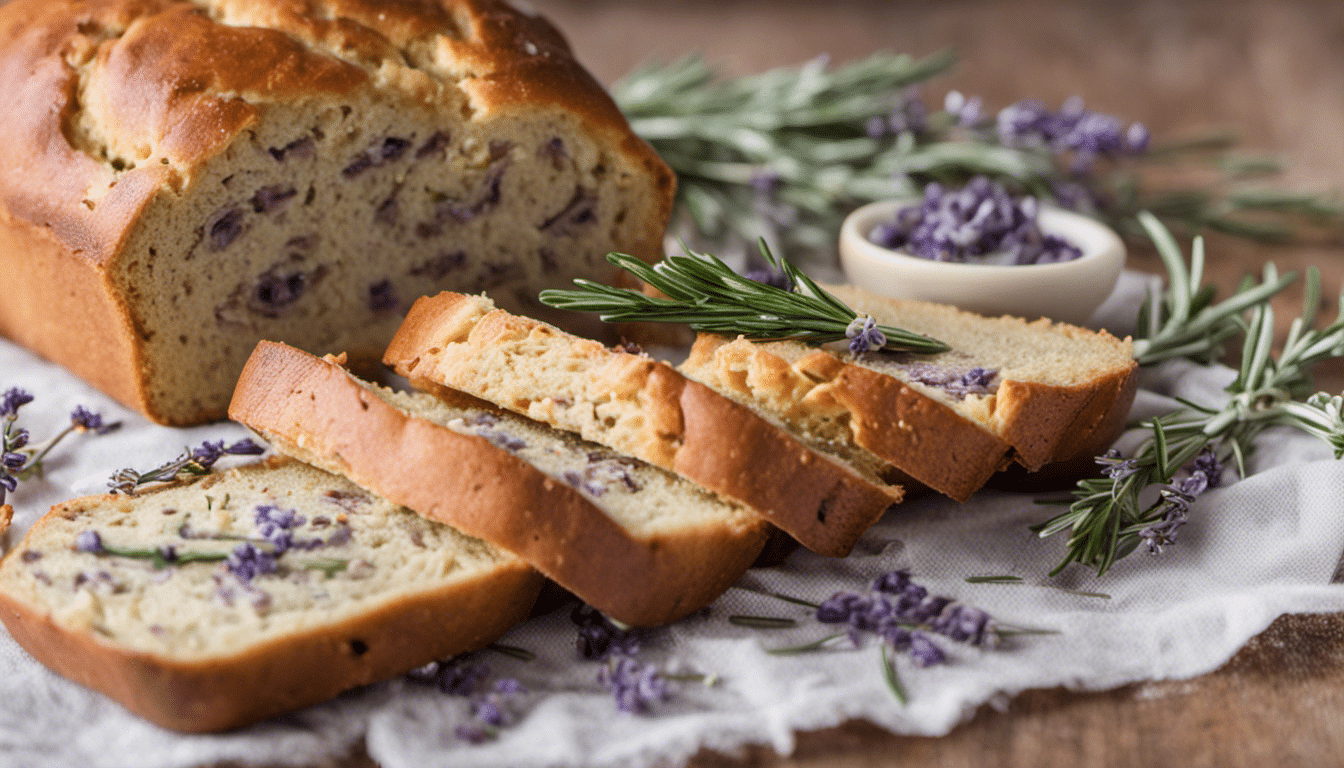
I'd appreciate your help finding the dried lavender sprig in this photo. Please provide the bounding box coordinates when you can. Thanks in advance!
[74,528,347,575]
[15,406,122,482]
[108,438,264,494]
[1,393,118,504]
[540,241,949,354]
[1035,252,1344,574]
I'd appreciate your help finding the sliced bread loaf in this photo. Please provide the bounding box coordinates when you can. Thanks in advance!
[681,284,1137,500]
[0,456,542,733]
[381,292,905,557]
[230,341,769,627]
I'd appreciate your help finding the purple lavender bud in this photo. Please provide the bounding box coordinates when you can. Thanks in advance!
[845,316,886,355]
[817,592,863,623]
[1096,449,1139,480]
[368,280,399,312]
[327,525,354,547]
[0,474,15,493]
[251,185,297,214]
[1190,447,1223,488]
[227,439,265,456]
[69,405,116,434]
[908,632,946,667]
[255,505,305,535]
[0,388,33,418]
[157,545,178,563]
[872,570,912,595]
[437,662,490,697]
[207,208,245,251]
[2,452,25,472]
[191,440,227,468]
[865,115,888,139]
[471,696,506,727]
[381,137,411,161]
[599,656,669,714]
[494,678,524,695]
[75,530,103,554]
[226,542,278,582]
[20,550,42,563]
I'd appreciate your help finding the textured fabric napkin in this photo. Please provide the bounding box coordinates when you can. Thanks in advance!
[2,271,1342,768]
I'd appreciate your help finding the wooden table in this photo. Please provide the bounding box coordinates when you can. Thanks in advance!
[515,2,1344,766]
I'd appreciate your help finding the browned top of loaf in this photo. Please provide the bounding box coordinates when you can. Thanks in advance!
[0,0,672,266]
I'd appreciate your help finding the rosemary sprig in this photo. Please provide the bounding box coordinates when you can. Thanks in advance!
[1034,219,1344,575]
[540,241,949,354]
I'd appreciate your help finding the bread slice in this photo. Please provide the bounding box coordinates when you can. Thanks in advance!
[0,457,542,733]
[0,0,673,426]
[681,284,1138,500]
[230,341,768,627]
[381,292,905,557]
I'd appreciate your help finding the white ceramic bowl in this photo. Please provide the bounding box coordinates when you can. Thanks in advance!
[838,199,1125,326]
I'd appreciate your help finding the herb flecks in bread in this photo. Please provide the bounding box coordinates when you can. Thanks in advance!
[0,0,674,425]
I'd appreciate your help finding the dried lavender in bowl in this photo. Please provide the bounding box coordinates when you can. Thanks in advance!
[868,176,1082,265]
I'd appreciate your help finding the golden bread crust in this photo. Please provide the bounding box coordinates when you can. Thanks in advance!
[384,292,904,557]
[230,341,766,626]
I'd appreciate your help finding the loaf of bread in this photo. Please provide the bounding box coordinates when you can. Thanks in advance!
[230,341,769,627]
[0,0,674,426]
[681,284,1138,501]
[382,292,905,557]
[0,457,543,732]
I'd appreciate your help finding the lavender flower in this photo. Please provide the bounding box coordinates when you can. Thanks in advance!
[598,656,669,714]
[70,406,118,434]
[845,315,887,355]
[2,452,24,472]
[191,438,265,469]
[409,661,525,743]
[1190,446,1223,488]
[943,90,983,127]
[1139,467,1213,555]
[868,176,1082,265]
[572,604,639,660]
[1096,448,1139,480]
[995,97,1147,162]
[818,569,1000,664]
[226,542,278,583]
[1,388,32,418]
[75,530,103,554]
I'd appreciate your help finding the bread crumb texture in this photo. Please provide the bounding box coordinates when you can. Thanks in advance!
[0,459,515,661]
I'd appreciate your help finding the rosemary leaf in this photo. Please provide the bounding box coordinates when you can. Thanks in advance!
[880,644,909,705]
[487,643,536,662]
[541,243,948,354]
[964,575,1024,584]
[729,615,799,629]
[767,633,847,655]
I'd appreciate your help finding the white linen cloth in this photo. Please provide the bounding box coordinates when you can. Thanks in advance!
[1,271,1342,768]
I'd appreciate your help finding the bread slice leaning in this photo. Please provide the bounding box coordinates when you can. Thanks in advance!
[230,341,768,627]
[382,292,905,558]
[681,284,1138,500]
[0,457,542,733]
